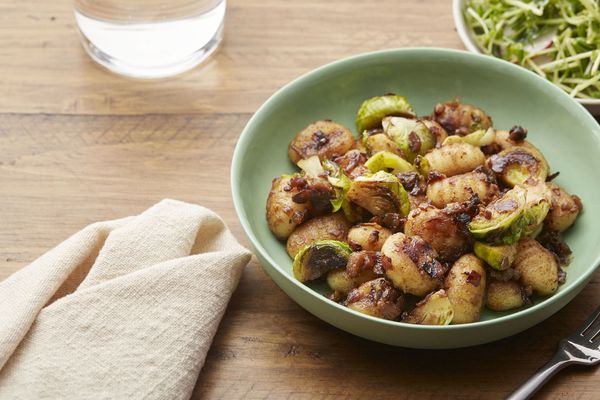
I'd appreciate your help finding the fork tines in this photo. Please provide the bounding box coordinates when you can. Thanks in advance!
[576,305,600,344]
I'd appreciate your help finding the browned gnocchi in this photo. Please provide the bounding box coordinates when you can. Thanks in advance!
[486,280,529,311]
[404,204,470,262]
[266,94,582,325]
[444,254,486,324]
[514,239,559,296]
[288,120,355,163]
[423,142,486,177]
[426,170,499,208]
[286,213,351,258]
[347,222,392,251]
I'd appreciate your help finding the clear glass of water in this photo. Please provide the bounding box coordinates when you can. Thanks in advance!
[74,0,225,79]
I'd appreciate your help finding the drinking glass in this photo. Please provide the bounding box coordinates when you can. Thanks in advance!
[74,0,225,79]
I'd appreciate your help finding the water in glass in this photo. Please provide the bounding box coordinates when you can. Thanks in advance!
[74,0,225,78]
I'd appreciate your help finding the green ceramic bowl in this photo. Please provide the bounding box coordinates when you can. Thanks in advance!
[231,48,600,348]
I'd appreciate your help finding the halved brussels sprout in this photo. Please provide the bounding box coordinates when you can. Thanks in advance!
[356,94,416,134]
[346,277,404,320]
[403,289,454,325]
[468,185,527,244]
[297,155,326,179]
[522,182,552,238]
[297,157,355,216]
[385,117,435,162]
[346,171,410,216]
[293,240,352,283]
[442,127,496,147]
[421,119,448,147]
[488,146,549,187]
[364,151,416,174]
[362,132,405,157]
[321,159,352,213]
[414,155,430,176]
[473,241,517,271]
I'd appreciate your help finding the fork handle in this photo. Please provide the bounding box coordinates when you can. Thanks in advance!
[506,350,573,400]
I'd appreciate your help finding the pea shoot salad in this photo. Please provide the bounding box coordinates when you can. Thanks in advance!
[464,0,600,99]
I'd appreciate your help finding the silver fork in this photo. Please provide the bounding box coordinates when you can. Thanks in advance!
[507,304,600,400]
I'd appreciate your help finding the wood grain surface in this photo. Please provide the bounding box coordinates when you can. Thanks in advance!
[1,1,598,399]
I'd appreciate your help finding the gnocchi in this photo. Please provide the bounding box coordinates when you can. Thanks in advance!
[286,213,351,258]
[266,94,582,325]
[288,120,355,164]
[423,142,486,177]
[426,170,499,208]
[347,222,392,251]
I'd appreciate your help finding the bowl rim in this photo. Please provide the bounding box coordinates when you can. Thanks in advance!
[231,47,600,331]
[452,0,600,106]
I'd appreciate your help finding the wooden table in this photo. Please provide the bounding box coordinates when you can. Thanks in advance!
[1,1,599,398]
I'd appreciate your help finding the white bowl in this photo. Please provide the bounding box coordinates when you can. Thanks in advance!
[452,0,600,115]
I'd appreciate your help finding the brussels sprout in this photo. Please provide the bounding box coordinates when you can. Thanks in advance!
[362,132,405,157]
[488,146,549,187]
[421,119,448,147]
[293,240,352,283]
[297,155,326,179]
[346,278,404,320]
[297,157,351,214]
[364,151,416,174]
[320,159,352,213]
[385,117,435,162]
[414,155,430,176]
[468,185,527,244]
[442,127,496,147]
[356,94,416,134]
[346,171,410,216]
[473,241,517,271]
[403,289,454,325]
[522,182,552,237]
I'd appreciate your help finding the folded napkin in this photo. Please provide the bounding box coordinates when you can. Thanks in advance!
[0,199,251,399]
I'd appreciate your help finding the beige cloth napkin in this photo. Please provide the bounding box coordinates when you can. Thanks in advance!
[0,199,251,399]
